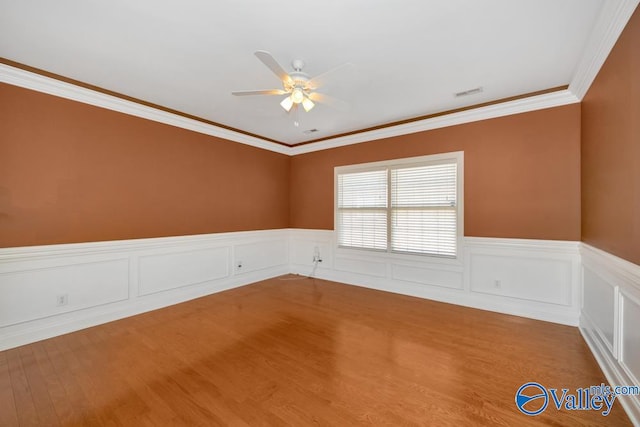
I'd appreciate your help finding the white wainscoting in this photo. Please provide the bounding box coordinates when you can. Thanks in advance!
[288,229,581,326]
[2,228,637,421]
[0,229,289,351]
[580,244,640,425]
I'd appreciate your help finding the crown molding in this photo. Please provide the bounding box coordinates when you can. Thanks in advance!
[569,0,639,100]
[2,61,579,157]
[2,0,636,157]
[0,62,580,156]
[0,64,290,155]
[289,90,579,155]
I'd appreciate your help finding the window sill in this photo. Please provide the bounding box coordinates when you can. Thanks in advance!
[334,245,464,270]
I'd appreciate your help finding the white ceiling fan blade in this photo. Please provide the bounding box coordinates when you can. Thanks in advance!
[306,62,355,90]
[232,89,288,96]
[254,51,293,85]
[308,92,350,111]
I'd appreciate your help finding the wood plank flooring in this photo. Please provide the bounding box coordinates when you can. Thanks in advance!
[0,275,632,426]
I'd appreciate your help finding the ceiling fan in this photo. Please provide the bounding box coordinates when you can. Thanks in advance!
[232,51,350,115]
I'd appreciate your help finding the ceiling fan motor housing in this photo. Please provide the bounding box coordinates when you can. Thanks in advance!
[287,70,310,92]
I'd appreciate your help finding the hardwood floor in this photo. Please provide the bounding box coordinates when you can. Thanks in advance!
[0,275,631,426]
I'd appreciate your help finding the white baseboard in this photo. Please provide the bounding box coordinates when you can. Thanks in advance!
[289,229,581,326]
[0,229,289,351]
[1,228,582,352]
[580,314,640,425]
[580,243,640,425]
[2,228,637,423]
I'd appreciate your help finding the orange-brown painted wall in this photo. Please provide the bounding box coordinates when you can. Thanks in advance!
[0,83,289,248]
[1,82,583,247]
[581,7,640,265]
[290,104,582,241]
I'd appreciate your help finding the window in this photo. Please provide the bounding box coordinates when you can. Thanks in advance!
[335,152,463,258]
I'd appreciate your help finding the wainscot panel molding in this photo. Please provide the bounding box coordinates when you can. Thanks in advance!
[580,243,640,425]
[0,229,289,351]
[288,229,581,326]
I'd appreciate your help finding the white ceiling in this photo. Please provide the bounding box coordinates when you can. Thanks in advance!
[0,0,607,145]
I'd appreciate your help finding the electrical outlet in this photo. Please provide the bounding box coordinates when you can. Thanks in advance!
[494,280,502,289]
[56,294,68,307]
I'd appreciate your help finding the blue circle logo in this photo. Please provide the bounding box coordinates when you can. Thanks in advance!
[515,382,549,416]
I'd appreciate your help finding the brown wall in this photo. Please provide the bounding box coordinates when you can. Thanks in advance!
[581,6,640,265]
[0,77,585,247]
[0,83,290,248]
[290,104,582,241]
[3,10,637,256]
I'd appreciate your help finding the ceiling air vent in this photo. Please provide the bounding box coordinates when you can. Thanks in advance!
[455,87,483,97]
[303,129,319,135]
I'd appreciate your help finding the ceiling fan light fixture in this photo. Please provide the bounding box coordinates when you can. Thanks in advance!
[302,97,315,112]
[280,96,294,112]
[291,87,305,104]
[233,51,348,116]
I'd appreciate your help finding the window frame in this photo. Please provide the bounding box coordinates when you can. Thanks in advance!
[334,151,464,262]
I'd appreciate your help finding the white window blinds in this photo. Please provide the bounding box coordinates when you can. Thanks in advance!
[391,163,457,257]
[336,155,460,258]
[337,170,387,250]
